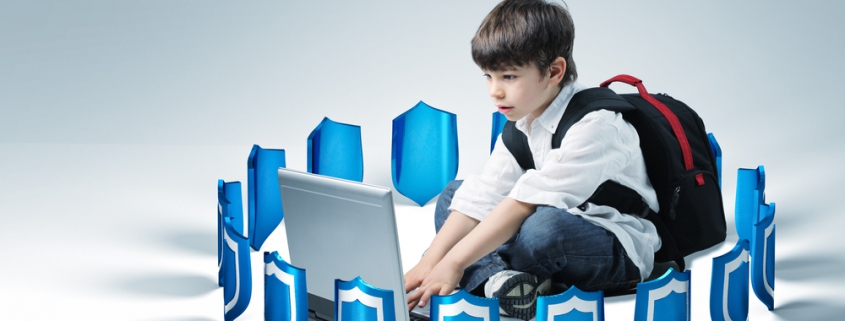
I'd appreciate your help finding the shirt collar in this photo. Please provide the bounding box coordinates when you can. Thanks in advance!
[515,81,587,135]
[537,81,584,133]
[516,81,587,134]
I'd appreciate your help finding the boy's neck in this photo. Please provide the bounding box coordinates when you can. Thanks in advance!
[526,86,564,133]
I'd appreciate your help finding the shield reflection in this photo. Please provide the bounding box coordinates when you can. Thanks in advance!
[335,276,395,321]
[710,239,749,321]
[430,289,499,321]
[707,133,722,188]
[218,179,244,287]
[248,144,287,251]
[265,251,308,321]
[735,166,765,242]
[392,101,459,206]
[308,117,364,182]
[751,202,776,310]
[536,286,604,321]
[491,112,508,154]
[222,216,252,321]
[634,268,691,321]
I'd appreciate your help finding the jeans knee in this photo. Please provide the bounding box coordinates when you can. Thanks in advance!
[520,208,569,244]
[442,180,463,198]
[434,180,463,232]
[505,207,589,261]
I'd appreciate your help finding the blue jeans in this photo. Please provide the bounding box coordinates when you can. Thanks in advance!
[435,180,641,293]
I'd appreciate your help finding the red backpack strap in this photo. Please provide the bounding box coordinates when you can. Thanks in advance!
[601,75,695,173]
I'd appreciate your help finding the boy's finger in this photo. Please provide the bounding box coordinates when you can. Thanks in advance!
[407,289,420,304]
[404,278,418,293]
[418,288,433,308]
[407,294,420,312]
[439,286,453,296]
[407,291,419,304]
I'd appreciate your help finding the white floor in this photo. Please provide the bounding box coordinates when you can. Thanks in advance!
[1,142,843,320]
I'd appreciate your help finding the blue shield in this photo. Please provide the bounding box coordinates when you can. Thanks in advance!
[308,117,364,182]
[536,286,603,321]
[634,268,691,321]
[707,133,722,188]
[430,289,499,321]
[335,276,395,321]
[392,101,459,206]
[218,180,225,287]
[222,217,252,321]
[710,240,749,321]
[248,144,287,251]
[491,112,508,154]
[265,251,308,321]
[751,202,776,310]
[218,179,244,287]
[735,166,765,242]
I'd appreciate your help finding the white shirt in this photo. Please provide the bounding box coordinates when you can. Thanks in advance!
[450,82,662,280]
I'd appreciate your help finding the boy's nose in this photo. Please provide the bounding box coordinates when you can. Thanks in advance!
[489,85,504,99]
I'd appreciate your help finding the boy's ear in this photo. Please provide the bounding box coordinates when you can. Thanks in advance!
[548,57,566,86]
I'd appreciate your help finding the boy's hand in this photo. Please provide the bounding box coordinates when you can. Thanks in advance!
[404,262,433,295]
[406,260,463,311]
[404,261,434,311]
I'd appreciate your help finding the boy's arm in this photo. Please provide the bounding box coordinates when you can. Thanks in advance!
[417,210,480,269]
[448,137,524,222]
[405,135,526,310]
[408,197,537,308]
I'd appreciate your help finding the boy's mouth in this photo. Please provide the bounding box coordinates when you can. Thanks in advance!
[497,105,514,114]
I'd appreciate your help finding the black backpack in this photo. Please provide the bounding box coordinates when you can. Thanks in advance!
[501,74,726,270]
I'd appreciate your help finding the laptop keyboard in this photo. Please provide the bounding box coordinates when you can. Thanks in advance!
[308,311,321,321]
[409,311,429,321]
[309,308,430,320]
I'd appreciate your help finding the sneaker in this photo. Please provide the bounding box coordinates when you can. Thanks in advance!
[483,270,551,320]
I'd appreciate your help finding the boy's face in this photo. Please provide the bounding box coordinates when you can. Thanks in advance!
[484,62,560,122]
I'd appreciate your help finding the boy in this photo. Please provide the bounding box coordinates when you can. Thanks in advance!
[404,0,660,319]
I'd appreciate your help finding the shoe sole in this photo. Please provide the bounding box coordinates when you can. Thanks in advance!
[490,273,551,320]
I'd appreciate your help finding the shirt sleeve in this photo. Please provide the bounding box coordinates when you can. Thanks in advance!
[448,134,525,221]
[508,110,638,210]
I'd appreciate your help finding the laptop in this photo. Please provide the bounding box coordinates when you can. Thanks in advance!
[278,168,520,321]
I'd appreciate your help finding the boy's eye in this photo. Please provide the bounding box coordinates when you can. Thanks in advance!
[483,74,491,79]
[503,75,516,80]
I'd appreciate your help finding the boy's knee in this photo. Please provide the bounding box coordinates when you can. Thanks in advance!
[523,207,566,229]
[518,207,576,244]
[434,180,463,231]
[436,180,463,206]
[443,180,463,196]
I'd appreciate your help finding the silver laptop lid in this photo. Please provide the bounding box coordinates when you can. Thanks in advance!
[279,168,410,321]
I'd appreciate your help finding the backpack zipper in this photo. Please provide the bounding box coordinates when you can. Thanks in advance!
[669,186,680,220]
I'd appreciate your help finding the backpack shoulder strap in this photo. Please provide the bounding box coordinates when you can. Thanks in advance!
[501,87,635,170]
[501,121,535,170]
[559,88,651,216]
[551,87,637,148]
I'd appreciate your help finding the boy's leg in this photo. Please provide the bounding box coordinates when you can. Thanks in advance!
[434,183,638,292]
[496,205,641,293]
[433,180,509,292]
[433,184,638,320]
[433,180,462,231]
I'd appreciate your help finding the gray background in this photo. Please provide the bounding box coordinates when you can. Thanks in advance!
[1,0,843,320]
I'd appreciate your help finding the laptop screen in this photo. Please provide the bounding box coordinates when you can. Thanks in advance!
[279,168,411,321]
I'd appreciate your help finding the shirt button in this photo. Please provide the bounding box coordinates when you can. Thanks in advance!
[555,154,561,161]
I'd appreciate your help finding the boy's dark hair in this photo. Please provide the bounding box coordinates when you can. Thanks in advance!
[472,0,577,86]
